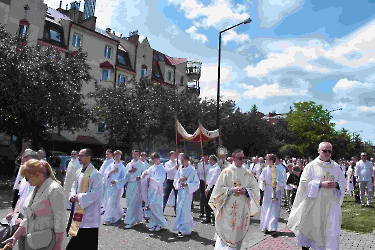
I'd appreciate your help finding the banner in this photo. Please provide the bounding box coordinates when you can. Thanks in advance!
[176,120,220,142]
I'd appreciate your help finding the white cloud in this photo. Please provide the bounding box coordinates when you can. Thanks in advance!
[334,119,347,125]
[358,106,375,112]
[239,83,306,99]
[222,29,250,45]
[167,0,250,30]
[258,0,304,28]
[45,0,120,30]
[333,78,360,92]
[185,26,208,44]
[245,20,375,78]
[165,24,181,36]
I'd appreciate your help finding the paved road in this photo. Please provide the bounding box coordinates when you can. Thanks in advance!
[1,179,375,249]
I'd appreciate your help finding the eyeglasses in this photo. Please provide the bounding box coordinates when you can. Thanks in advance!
[361,155,367,157]
[236,157,245,160]
[71,154,76,156]
[322,150,332,154]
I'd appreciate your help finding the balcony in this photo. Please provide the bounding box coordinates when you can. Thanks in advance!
[187,84,200,95]
[186,60,202,81]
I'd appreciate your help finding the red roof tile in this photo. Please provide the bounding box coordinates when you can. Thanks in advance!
[165,55,187,65]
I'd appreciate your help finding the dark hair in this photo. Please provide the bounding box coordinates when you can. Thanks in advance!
[106,149,113,154]
[232,149,243,155]
[183,155,190,161]
[132,149,139,153]
[268,154,276,163]
[151,152,160,159]
[274,153,281,160]
[209,155,218,162]
[84,148,93,158]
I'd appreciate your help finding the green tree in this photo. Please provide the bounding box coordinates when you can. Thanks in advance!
[285,101,335,157]
[0,26,92,151]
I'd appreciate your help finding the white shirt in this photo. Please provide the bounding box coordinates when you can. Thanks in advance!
[205,163,221,190]
[18,178,32,216]
[70,164,103,228]
[64,158,82,202]
[355,160,374,181]
[164,160,178,180]
[13,168,23,190]
[252,163,262,179]
[197,161,211,181]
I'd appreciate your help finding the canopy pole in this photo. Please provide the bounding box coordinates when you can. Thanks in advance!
[199,125,205,183]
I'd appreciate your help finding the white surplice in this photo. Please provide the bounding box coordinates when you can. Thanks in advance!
[64,158,82,205]
[70,164,103,228]
[287,157,346,250]
[172,165,199,235]
[258,164,286,232]
[141,163,167,229]
[99,158,114,208]
[208,164,260,249]
[102,161,126,223]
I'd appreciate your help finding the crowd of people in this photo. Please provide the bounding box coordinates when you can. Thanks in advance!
[1,143,374,250]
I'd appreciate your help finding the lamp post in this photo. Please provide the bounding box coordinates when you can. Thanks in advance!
[217,18,252,133]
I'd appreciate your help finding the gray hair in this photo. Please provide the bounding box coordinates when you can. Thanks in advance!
[318,142,332,150]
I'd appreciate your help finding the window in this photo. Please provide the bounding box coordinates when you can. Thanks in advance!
[141,69,147,77]
[72,34,82,48]
[49,29,61,42]
[101,69,111,81]
[180,76,184,86]
[97,122,108,133]
[168,71,172,81]
[19,25,28,37]
[104,46,112,58]
[118,75,126,86]
[117,54,126,65]
[158,54,164,61]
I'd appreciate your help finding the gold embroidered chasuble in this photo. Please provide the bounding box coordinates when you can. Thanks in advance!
[208,164,260,248]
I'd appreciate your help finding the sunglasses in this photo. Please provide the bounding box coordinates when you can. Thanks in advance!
[361,155,367,157]
[236,157,245,160]
[322,150,332,154]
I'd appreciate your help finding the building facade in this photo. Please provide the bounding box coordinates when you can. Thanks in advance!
[0,0,202,151]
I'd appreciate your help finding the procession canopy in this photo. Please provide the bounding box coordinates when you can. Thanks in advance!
[176,120,220,142]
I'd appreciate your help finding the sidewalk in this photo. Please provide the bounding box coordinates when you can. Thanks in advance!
[248,227,375,250]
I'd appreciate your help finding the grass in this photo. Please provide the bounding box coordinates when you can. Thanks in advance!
[341,195,375,233]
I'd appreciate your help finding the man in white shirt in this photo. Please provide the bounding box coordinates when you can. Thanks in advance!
[64,150,82,210]
[355,152,374,207]
[202,155,221,225]
[163,151,178,213]
[197,155,211,219]
[67,148,103,250]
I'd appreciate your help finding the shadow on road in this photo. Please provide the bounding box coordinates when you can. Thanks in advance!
[276,230,295,237]
[0,179,14,210]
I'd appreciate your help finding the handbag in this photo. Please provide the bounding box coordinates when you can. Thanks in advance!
[25,228,55,250]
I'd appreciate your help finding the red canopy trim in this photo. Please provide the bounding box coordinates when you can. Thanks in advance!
[19,19,30,27]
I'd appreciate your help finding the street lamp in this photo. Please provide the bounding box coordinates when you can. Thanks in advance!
[217,18,252,134]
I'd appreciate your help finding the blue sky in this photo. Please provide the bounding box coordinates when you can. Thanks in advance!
[47,0,375,145]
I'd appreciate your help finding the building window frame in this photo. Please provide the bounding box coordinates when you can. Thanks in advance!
[180,76,184,86]
[118,74,127,86]
[101,69,111,81]
[19,24,28,37]
[72,33,82,48]
[168,71,172,81]
[104,45,112,58]
[49,29,61,42]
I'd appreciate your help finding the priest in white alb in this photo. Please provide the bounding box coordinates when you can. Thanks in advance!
[99,149,114,211]
[141,152,167,231]
[258,153,286,237]
[287,142,346,250]
[64,150,82,210]
[102,150,126,225]
[173,154,200,238]
[209,149,260,250]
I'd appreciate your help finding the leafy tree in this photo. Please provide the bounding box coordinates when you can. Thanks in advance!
[0,26,92,151]
[285,101,335,157]
[279,144,302,158]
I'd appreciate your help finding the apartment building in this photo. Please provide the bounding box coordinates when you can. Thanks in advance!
[0,0,202,151]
